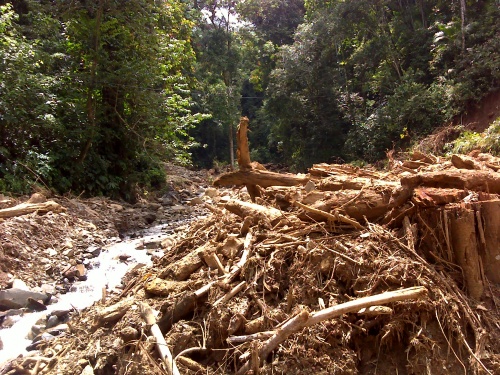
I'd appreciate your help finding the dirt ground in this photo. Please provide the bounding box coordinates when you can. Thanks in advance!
[1,157,499,375]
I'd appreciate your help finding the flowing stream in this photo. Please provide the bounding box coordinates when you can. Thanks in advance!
[0,226,173,367]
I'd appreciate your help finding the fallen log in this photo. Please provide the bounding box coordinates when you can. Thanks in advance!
[401,169,500,193]
[301,189,394,222]
[214,168,308,189]
[448,206,484,300]
[159,243,211,280]
[0,200,65,218]
[92,297,134,329]
[317,175,398,191]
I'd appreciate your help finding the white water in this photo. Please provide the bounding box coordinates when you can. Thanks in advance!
[0,236,158,367]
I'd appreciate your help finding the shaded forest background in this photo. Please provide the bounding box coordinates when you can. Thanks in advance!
[1,0,499,200]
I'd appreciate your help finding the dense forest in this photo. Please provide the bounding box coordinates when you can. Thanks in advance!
[1,0,499,199]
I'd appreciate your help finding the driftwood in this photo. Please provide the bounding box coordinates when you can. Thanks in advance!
[224,199,286,225]
[301,189,394,222]
[139,302,180,375]
[215,117,309,200]
[0,200,65,218]
[480,200,500,283]
[235,286,428,374]
[401,169,500,193]
[158,232,254,333]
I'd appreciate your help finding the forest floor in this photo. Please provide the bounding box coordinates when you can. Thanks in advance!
[0,153,499,375]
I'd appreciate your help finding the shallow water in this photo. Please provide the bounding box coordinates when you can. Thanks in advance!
[0,236,155,367]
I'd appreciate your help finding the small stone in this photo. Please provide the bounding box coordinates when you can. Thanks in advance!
[188,197,203,206]
[143,213,156,224]
[31,324,43,336]
[81,365,95,375]
[46,315,60,329]
[27,193,46,203]
[304,180,316,193]
[63,266,78,279]
[62,248,75,257]
[120,326,139,343]
[26,297,47,312]
[39,284,56,295]
[46,323,69,335]
[11,279,29,291]
[143,239,162,249]
[46,248,58,257]
[27,333,54,351]
[86,246,101,257]
[204,188,218,198]
[119,254,131,262]
[110,203,124,212]
[76,264,86,277]
[51,309,71,319]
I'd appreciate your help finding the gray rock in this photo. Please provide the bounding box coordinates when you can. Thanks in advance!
[0,288,50,310]
[45,323,69,335]
[31,324,44,336]
[188,197,204,206]
[38,283,56,295]
[51,309,71,319]
[46,315,60,328]
[86,246,101,257]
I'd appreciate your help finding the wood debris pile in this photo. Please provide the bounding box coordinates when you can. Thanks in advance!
[6,120,500,375]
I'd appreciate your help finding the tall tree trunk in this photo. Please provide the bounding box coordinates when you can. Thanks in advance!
[460,0,466,51]
[77,0,104,164]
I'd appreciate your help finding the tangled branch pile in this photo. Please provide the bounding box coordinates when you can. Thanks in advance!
[6,122,500,375]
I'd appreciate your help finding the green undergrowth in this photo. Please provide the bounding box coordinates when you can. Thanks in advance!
[446,117,500,155]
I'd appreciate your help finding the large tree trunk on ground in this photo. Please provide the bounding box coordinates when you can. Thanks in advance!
[401,169,500,193]
[214,169,308,189]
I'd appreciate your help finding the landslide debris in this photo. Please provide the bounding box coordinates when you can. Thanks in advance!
[2,150,498,375]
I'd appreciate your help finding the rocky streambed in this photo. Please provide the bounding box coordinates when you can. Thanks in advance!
[0,166,217,370]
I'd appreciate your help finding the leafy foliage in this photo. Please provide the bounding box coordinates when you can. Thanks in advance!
[447,117,500,156]
[260,0,500,167]
[0,0,202,199]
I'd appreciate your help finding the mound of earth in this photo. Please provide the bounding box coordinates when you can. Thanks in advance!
[2,150,498,375]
